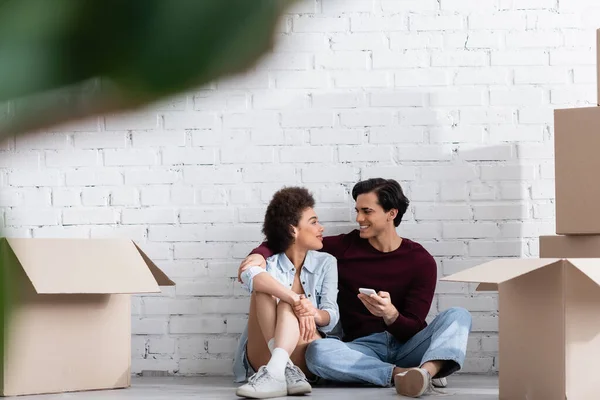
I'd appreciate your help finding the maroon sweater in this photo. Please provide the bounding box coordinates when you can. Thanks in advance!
[252,230,437,343]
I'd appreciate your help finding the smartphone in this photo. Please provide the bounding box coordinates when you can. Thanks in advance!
[359,288,377,296]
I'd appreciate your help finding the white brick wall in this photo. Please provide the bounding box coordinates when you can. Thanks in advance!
[1,0,597,376]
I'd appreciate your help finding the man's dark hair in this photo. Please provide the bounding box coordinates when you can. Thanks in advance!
[351,178,409,227]
[263,187,315,253]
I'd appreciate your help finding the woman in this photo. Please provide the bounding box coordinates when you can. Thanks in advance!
[233,187,339,399]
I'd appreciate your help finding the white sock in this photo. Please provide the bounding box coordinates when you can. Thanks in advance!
[267,338,275,354]
[266,348,289,380]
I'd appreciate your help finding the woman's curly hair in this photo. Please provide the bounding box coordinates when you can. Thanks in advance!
[262,187,315,253]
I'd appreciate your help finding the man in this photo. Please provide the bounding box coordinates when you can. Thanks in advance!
[238,178,472,398]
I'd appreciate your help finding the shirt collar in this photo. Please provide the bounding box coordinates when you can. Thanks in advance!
[277,251,316,274]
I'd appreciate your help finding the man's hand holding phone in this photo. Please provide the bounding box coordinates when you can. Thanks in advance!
[357,289,399,326]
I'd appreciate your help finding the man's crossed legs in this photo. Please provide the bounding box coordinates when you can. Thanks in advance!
[305,307,472,397]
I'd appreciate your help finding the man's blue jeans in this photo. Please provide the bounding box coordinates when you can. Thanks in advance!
[305,307,472,387]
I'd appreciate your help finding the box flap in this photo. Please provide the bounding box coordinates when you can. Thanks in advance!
[134,243,175,286]
[565,258,600,287]
[441,258,562,285]
[7,238,161,294]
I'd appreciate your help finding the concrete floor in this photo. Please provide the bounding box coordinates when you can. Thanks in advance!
[17,375,499,399]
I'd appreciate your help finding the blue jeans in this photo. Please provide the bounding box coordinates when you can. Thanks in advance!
[305,307,472,387]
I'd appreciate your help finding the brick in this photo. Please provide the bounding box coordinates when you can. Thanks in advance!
[429,126,485,144]
[500,0,558,10]
[259,53,312,70]
[147,224,205,242]
[0,152,40,169]
[125,169,180,185]
[104,149,158,166]
[81,187,110,206]
[90,225,147,240]
[351,15,408,32]
[550,86,596,105]
[369,127,424,144]
[243,165,297,182]
[221,146,275,164]
[330,33,389,51]
[178,359,233,375]
[481,165,536,180]
[410,182,439,201]
[468,13,527,29]
[132,130,186,147]
[105,113,158,130]
[458,145,515,161]
[279,146,334,163]
[420,165,478,181]
[218,71,270,89]
[312,91,365,108]
[63,207,119,225]
[274,33,328,52]
[338,146,392,162]
[140,186,170,206]
[52,188,81,207]
[121,208,176,224]
[415,204,472,220]
[67,168,123,186]
[293,16,349,32]
[332,71,390,88]
[431,51,488,67]
[302,166,358,183]
[207,338,239,354]
[440,183,468,201]
[444,32,503,50]
[361,165,417,181]
[469,240,526,257]
[381,0,437,12]
[177,337,207,357]
[429,89,486,106]
[397,145,453,161]
[420,241,466,256]
[252,91,308,109]
[174,243,233,259]
[9,170,62,187]
[442,222,500,239]
[315,51,368,70]
[491,50,548,66]
[310,128,364,145]
[373,50,429,69]
[341,110,395,127]
[274,71,329,89]
[441,0,496,10]
[454,68,511,85]
[438,295,497,312]
[180,208,235,224]
[514,67,568,84]
[33,226,89,238]
[5,208,61,226]
[460,108,516,124]
[490,88,545,106]
[223,112,279,129]
[194,92,247,111]
[410,15,465,31]
[111,187,140,206]
[148,338,176,355]
[395,69,451,86]
[370,92,426,107]
[132,317,168,335]
[390,32,444,50]
[322,0,374,14]
[73,132,127,149]
[473,204,530,220]
[16,133,69,150]
[46,150,99,167]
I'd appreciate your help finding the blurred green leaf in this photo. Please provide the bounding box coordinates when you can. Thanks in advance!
[0,0,295,135]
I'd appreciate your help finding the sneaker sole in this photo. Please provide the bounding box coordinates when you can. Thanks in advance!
[394,369,428,398]
[235,387,288,399]
[288,384,312,395]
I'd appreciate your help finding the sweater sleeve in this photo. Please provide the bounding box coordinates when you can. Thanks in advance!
[386,251,437,342]
[250,232,349,259]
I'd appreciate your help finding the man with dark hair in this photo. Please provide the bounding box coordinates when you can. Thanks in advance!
[239,178,472,398]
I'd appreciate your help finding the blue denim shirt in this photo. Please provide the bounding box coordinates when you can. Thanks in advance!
[233,250,339,382]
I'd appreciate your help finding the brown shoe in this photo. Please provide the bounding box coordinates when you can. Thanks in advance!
[394,368,431,398]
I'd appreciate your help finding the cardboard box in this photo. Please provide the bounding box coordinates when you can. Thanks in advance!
[540,235,600,257]
[0,238,174,396]
[554,106,600,234]
[443,258,600,400]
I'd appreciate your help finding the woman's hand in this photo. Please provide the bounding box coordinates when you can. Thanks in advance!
[298,315,316,342]
[293,294,318,317]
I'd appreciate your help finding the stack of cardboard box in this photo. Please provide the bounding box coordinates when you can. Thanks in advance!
[441,30,600,400]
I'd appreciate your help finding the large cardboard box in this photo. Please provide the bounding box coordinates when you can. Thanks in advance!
[443,258,600,400]
[554,106,600,234]
[540,235,600,257]
[0,238,174,396]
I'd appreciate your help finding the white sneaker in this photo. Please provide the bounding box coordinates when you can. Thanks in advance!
[394,368,438,398]
[432,376,448,388]
[236,366,287,399]
[285,361,312,395]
